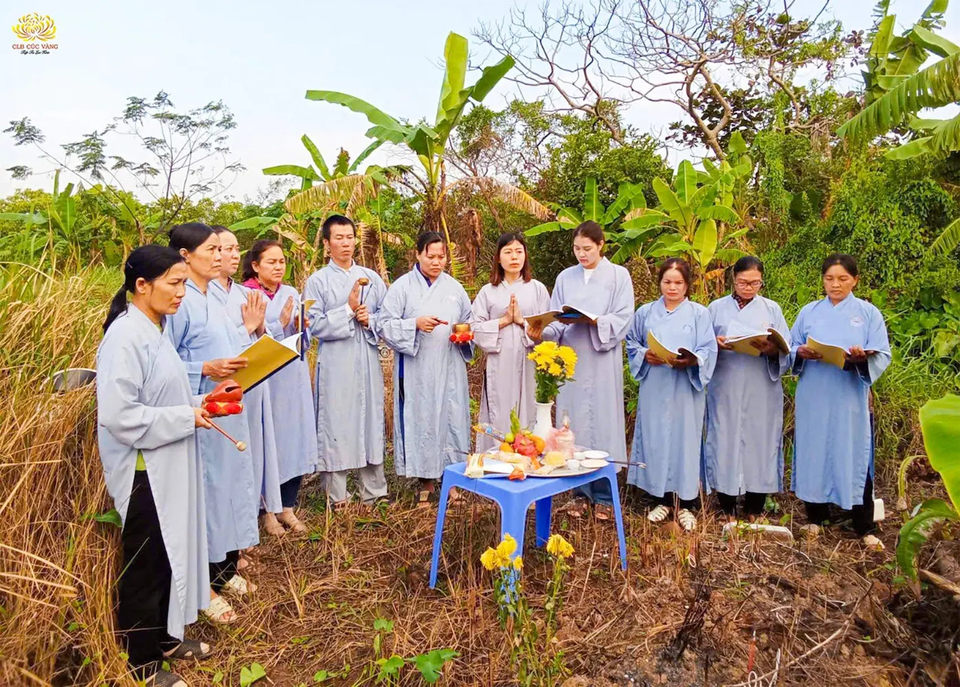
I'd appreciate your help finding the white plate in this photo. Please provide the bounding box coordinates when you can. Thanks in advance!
[480,459,516,475]
[583,450,609,460]
[580,458,609,469]
[527,465,603,478]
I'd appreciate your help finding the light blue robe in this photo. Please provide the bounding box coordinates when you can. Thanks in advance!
[97,305,209,638]
[262,283,319,484]
[790,294,891,509]
[704,295,791,496]
[625,298,717,501]
[470,279,552,452]
[209,279,283,513]
[379,267,474,479]
[165,279,259,562]
[542,258,634,463]
[304,261,387,472]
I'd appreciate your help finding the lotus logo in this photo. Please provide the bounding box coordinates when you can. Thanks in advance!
[12,13,56,41]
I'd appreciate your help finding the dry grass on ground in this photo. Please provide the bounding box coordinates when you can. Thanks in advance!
[2,266,959,686]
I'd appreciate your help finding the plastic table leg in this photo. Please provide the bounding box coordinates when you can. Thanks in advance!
[535,497,552,547]
[607,472,628,570]
[428,479,454,588]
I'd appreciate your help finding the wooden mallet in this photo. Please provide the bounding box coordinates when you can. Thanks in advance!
[208,420,247,451]
[358,277,370,305]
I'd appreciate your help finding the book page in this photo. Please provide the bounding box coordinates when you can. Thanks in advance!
[218,333,301,391]
[807,337,847,369]
[523,310,562,328]
[647,331,680,364]
[560,305,598,323]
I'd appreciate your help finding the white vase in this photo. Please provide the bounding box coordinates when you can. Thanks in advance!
[532,401,554,440]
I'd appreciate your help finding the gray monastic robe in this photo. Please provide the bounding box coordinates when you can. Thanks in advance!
[97,305,209,638]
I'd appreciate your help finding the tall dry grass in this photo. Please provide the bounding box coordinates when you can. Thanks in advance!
[0,264,128,686]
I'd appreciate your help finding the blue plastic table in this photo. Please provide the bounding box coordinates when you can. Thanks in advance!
[429,461,628,588]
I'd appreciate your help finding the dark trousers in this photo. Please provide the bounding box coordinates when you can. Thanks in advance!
[118,471,177,672]
[804,470,875,536]
[717,491,767,517]
[658,492,700,511]
[209,550,239,593]
[280,475,302,509]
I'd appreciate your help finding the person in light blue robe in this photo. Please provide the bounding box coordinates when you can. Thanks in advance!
[625,258,717,531]
[790,254,891,542]
[704,256,791,520]
[305,214,388,507]
[97,245,211,683]
[527,222,634,518]
[209,227,283,528]
[378,231,474,505]
[166,223,258,612]
[243,240,319,532]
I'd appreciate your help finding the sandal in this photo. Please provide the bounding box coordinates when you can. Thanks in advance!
[647,505,670,523]
[677,508,697,532]
[145,669,188,687]
[330,499,350,513]
[594,503,613,522]
[278,508,308,533]
[221,574,257,597]
[800,523,822,538]
[202,595,237,624]
[415,489,434,509]
[261,512,285,537]
[163,638,213,661]
[862,534,885,551]
[562,497,591,519]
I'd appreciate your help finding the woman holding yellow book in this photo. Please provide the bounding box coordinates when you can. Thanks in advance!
[790,254,891,548]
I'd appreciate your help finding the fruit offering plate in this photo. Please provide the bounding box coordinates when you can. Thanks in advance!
[478,450,609,478]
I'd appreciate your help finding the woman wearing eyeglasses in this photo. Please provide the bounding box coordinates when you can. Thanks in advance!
[703,256,791,522]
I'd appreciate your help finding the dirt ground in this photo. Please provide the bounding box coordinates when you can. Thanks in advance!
[157,469,960,687]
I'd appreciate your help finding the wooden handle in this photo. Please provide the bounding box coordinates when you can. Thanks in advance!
[208,420,246,452]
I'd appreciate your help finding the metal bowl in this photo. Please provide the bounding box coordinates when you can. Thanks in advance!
[453,323,472,334]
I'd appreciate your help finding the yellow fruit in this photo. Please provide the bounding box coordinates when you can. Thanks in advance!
[505,432,515,443]
[499,442,515,453]
[531,435,546,454]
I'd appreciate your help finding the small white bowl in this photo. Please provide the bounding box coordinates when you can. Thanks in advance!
[565,459,581,472]
[573,451,586,461]
[583,450,609,460]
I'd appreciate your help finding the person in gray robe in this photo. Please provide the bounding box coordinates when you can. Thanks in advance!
[528,222,634,520]
[305,214,388,508]
[379,231,474,507]
[97,245,212,685]
[704,256,791,521]
[470,232,551,452]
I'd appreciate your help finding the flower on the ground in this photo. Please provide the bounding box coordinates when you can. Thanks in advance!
[546,534,574,559]
[481,548,503,571]
[496,533,518,559]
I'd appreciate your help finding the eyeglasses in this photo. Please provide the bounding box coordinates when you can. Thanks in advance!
[734,279,763,288]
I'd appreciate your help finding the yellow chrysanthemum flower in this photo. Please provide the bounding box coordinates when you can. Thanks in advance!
[513,556,523,571]
[496,534,518,559]
[546,534,574,559]
[548,363,563,376]
[480,548,502,571]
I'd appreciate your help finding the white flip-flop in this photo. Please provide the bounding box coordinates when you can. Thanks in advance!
[221,574,255,597]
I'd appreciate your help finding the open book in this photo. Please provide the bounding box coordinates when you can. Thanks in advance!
[524,305,598,328]
[215,333,302,391]
[648,331,695,366]
[806,337,848,369]
[724,328,790,357]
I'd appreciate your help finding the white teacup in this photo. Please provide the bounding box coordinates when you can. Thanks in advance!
[566,458,581,472]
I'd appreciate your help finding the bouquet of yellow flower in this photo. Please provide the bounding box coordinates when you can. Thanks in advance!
[527,341,577,404]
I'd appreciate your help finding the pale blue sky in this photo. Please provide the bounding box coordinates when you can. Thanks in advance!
[1,0,956,203]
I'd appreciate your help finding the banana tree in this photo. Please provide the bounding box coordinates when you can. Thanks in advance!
[609,160,747,288]
[524,177,647,237]
[896,394,960,594]
[304,31,549,258]
[262,136,384,190]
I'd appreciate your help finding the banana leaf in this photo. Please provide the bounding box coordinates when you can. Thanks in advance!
[582,178,602,223]
[301,135,331,179]
[436,33,469,127]
[920,394,960,507]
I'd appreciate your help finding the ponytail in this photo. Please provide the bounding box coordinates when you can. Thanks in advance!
[103,244,185,333]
